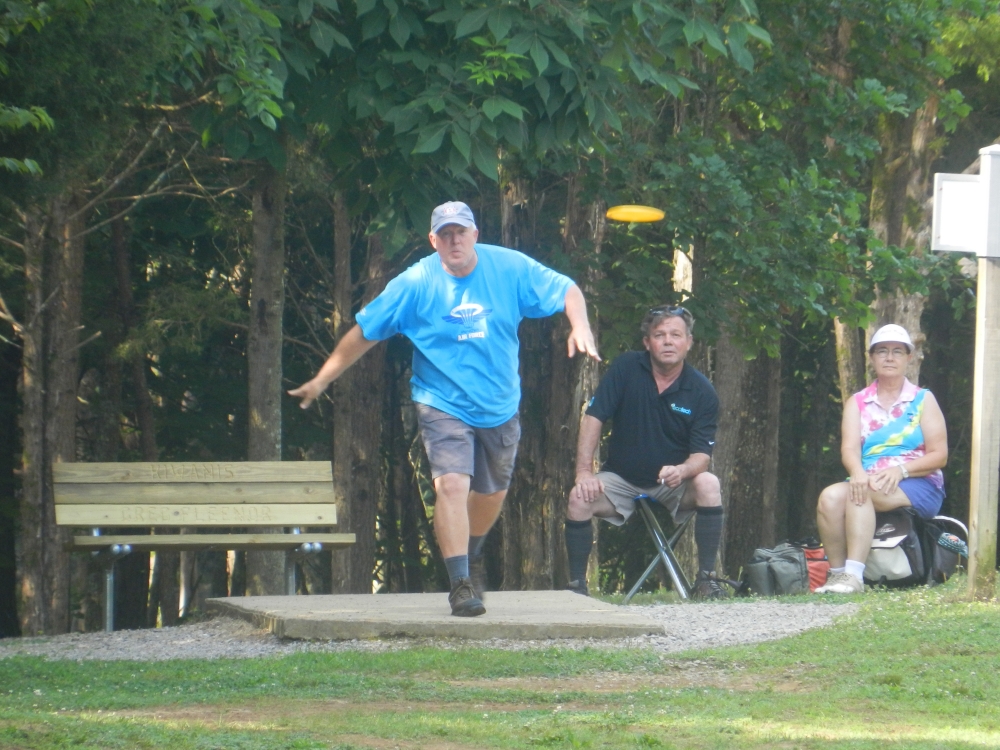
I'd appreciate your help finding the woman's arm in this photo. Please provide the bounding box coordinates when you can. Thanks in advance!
[869,390,948,496]
[840,397,869,505]
[902,391,949,476]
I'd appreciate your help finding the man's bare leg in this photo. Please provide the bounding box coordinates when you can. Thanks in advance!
[433,472,473,558]
[468,489,507,537]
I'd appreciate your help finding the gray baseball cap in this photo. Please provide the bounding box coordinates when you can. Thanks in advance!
[430,201,477,234]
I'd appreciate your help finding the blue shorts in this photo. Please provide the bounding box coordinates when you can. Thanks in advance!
[899,477,945,519]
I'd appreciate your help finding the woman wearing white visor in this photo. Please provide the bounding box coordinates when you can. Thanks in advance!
[815,324,948,594]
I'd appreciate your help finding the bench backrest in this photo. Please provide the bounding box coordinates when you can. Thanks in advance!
[53,461,337,527]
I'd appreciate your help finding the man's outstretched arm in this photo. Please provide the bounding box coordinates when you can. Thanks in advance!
[287,324,379,408]
[563,284,600,361]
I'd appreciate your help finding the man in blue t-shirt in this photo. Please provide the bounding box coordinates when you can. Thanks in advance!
[289,201,599,616]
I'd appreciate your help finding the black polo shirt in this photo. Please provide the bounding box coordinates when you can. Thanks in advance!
[586,351,718,487]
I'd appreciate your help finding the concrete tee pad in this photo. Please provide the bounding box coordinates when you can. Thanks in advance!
[206,592,663,641]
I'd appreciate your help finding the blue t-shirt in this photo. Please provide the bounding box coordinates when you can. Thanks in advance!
[356,244,574,427]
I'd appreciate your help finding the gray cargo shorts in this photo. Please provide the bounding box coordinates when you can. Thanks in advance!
[415,403,520,494]
[595,471,691,526]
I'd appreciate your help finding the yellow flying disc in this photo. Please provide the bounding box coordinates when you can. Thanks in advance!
[606,204,665,223]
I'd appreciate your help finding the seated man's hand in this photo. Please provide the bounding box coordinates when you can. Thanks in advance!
[657,465,685,489]
[571,471,605,504]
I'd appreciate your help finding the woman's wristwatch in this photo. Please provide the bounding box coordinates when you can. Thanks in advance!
[899,464,909,479]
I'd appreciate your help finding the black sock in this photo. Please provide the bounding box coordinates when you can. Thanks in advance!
[695,506,724,572]
[444,555,469,585]
[469,534,486,559]
[565,519,593,583]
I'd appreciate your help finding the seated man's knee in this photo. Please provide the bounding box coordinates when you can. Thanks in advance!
[692,472,721,506]
[567,488,594,521]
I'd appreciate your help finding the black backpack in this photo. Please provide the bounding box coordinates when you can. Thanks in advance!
[864,508,967,588]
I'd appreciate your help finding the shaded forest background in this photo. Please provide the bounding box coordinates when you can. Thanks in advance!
[1,0,998,636]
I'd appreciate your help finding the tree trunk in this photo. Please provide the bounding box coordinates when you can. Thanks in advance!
[0,340,21,637]
[245,160,288,595]
[500,174,539,590]
[833,319,866,404]
[502,173,603,590]
[713,335,780,576]
[330,236,388,594]
[17,193,86,636]
[107,220,151,630]
[867,100,940,383]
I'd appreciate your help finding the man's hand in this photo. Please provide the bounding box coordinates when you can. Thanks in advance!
[287,379,327,409]
[657,465,685,489]
[567,325,601,361]
[571,471,605,504]
[848,471,869,506]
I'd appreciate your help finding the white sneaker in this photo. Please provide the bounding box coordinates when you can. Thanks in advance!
[815,571,864,594]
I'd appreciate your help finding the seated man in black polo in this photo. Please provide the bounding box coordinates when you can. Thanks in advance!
[564,305,727,599]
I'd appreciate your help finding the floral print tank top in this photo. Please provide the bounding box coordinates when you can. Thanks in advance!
[854,378,944,489]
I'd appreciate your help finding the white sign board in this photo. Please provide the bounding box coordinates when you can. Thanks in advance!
[933,145,1000,257]
[932,173,985,254]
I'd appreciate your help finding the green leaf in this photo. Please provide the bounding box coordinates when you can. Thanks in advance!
[260,111,278,130]
[743,23,772,45]
[534,75,550,102]
[451,126,471,159]
[298,0,313,21]
[237,0,281,28]
[542,39,572,68]
[683,21,703,45]
[498,97,523,120]
[356,0,376,16]
[482,96,503,121]
[310,19,336,55]
[698,19,727,57]
[314,0,339,11]
[413,122,450,153]
[471,139,499,181]
[262,99,284,117]
[487,6,512,41]
[727,23,753,72]
[456,8,491,38]
[530,38,549,74]
[507,32,532,55]
[739,0,758,17]
[224,127,250,159]
[389,13,410,47]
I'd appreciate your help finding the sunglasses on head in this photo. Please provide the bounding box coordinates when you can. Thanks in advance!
[648,305,689,317]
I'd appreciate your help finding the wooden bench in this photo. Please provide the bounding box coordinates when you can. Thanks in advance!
[54,461,355,631]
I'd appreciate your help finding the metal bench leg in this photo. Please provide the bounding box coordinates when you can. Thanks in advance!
[105,564,115,633]
[286,554,297,596]
[622,499,693,603]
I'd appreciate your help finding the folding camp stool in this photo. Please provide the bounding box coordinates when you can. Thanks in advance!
[622,494,694,603]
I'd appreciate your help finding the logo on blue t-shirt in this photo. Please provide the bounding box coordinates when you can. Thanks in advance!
[670,403,692,415]
[443,303,492,340]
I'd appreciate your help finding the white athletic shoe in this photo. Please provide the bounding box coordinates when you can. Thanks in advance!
[815,571,864,594]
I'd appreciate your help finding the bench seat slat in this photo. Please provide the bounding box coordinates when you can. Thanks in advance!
[55,503,338,527]
[54,461,333,484]
[69,533,356,552]
[55,482,334,505]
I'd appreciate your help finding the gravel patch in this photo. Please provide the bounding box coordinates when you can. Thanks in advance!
[0,601,857,662]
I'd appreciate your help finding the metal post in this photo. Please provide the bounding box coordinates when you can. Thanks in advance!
[968,147,1000,598]
[104,564,115,633]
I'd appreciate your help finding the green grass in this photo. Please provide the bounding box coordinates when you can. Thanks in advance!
[2,578,999,749]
